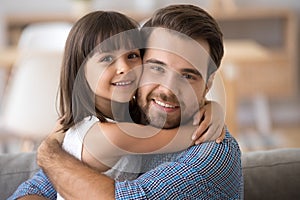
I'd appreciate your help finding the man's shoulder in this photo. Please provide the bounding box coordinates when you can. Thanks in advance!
[178,131,241,163]
[193,130,239,149]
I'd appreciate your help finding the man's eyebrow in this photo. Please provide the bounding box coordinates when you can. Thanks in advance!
[182,68,203,77]
[144,59,167,66]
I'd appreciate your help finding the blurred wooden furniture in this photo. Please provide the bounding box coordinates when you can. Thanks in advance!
[214,9,298,136]
[3,12,147,46]
[221,40,271,136]
[0,46,18,70]
[4,13,75,46]
[0,22,70,152]
[214,8,298,99]
[0,21,72,69]
[0,51,63,152]
[0,47,18,114]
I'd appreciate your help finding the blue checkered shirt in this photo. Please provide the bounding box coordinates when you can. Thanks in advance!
[8,169,57,199]
[115,131,243,199]
[9,132,243,199]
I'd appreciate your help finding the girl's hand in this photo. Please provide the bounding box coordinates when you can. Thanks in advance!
[37,119,65,168]
[52,120,65,145]
[50,118,65,144]
[191,100,226,144]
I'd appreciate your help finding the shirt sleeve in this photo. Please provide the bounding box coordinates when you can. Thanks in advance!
[8,169,57,200]
[115,132,243,199]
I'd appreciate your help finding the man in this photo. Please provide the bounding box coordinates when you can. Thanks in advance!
[12,4,243,199]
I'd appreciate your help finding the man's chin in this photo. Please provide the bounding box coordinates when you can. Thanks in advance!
[148,119,165,129]
[159,117,192,129]
[146,106,181,128]
[149,117,181,129]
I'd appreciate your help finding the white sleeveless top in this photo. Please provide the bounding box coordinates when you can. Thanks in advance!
[57,116,142,200]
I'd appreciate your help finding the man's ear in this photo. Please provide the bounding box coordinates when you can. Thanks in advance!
[205,72,216,95]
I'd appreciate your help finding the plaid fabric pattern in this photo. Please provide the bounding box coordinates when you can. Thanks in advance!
[115,131,243,199]
[8,169,56,200]
[9,132,243,200]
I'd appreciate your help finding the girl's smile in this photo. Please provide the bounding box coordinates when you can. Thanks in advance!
[85,48,142,107]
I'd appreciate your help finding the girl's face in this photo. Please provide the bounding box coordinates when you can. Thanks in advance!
[85,48,142,107]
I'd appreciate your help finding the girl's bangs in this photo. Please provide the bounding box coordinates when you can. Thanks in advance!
[96,29,141,53]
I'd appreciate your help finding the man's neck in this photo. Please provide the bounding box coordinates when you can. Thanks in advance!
[110,101,134,122]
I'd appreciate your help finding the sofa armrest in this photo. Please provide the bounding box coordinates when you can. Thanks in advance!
[0,152,39,199]
[242,148,300,200]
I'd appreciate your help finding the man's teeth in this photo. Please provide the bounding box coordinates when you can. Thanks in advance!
[155,100,176,108]
[114,81,132,86]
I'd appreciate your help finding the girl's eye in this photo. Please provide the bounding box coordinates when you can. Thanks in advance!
[150,65,165,73]
[100,55,114,63]
[182,73,196,80]
[128,53,140,59]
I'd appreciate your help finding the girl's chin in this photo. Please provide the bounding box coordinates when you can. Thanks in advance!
[111,96,133,103]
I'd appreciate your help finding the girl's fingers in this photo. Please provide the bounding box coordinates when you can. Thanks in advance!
[194,124,224,145]
[207,124,221,141]
[216,126,226,143]
[47,130,65,145]
[193,108,206,125]
[49,120,66,145]
[192,120,210,141]
[194,124,217,145]
[194,134,206,145]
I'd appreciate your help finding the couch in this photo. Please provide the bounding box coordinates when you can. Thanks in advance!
[1,148,300,199]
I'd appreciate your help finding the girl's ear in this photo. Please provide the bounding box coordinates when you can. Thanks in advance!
[205,72,216,95]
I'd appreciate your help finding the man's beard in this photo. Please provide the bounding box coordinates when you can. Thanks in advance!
[140,102,181,129]
[146,105,167,128]
[137,88,190,128]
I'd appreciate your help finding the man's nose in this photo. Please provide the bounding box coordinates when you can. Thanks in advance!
[116,58,130,74]
[158,73,181,97]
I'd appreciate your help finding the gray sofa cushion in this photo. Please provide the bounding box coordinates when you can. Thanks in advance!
[0,152,39,199]
[242,148,300,200]
[1,148,300,199]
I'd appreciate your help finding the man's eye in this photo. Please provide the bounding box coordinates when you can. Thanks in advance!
[100,55,113,62]
[182,73,196,80]
[128,53,140,59]
[150,65,165,73]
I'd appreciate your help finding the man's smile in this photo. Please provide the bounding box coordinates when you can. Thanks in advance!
[151,98,180,112]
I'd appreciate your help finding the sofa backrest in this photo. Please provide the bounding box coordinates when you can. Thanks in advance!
[242,148,300,200]
[1,148,300,199]
[0,152,39,199]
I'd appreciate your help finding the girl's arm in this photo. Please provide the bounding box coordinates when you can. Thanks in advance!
[82,122,197,171]
[82,100,225,170]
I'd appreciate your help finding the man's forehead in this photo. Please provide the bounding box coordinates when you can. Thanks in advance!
[145,28,210,80]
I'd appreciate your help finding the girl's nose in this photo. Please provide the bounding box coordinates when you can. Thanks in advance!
[116,59,130,74]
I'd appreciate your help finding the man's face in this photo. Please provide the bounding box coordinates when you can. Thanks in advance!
[137,29,212,129]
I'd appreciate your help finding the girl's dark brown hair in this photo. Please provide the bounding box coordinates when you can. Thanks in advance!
[59,11,140,132]
[142,4,224,78]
